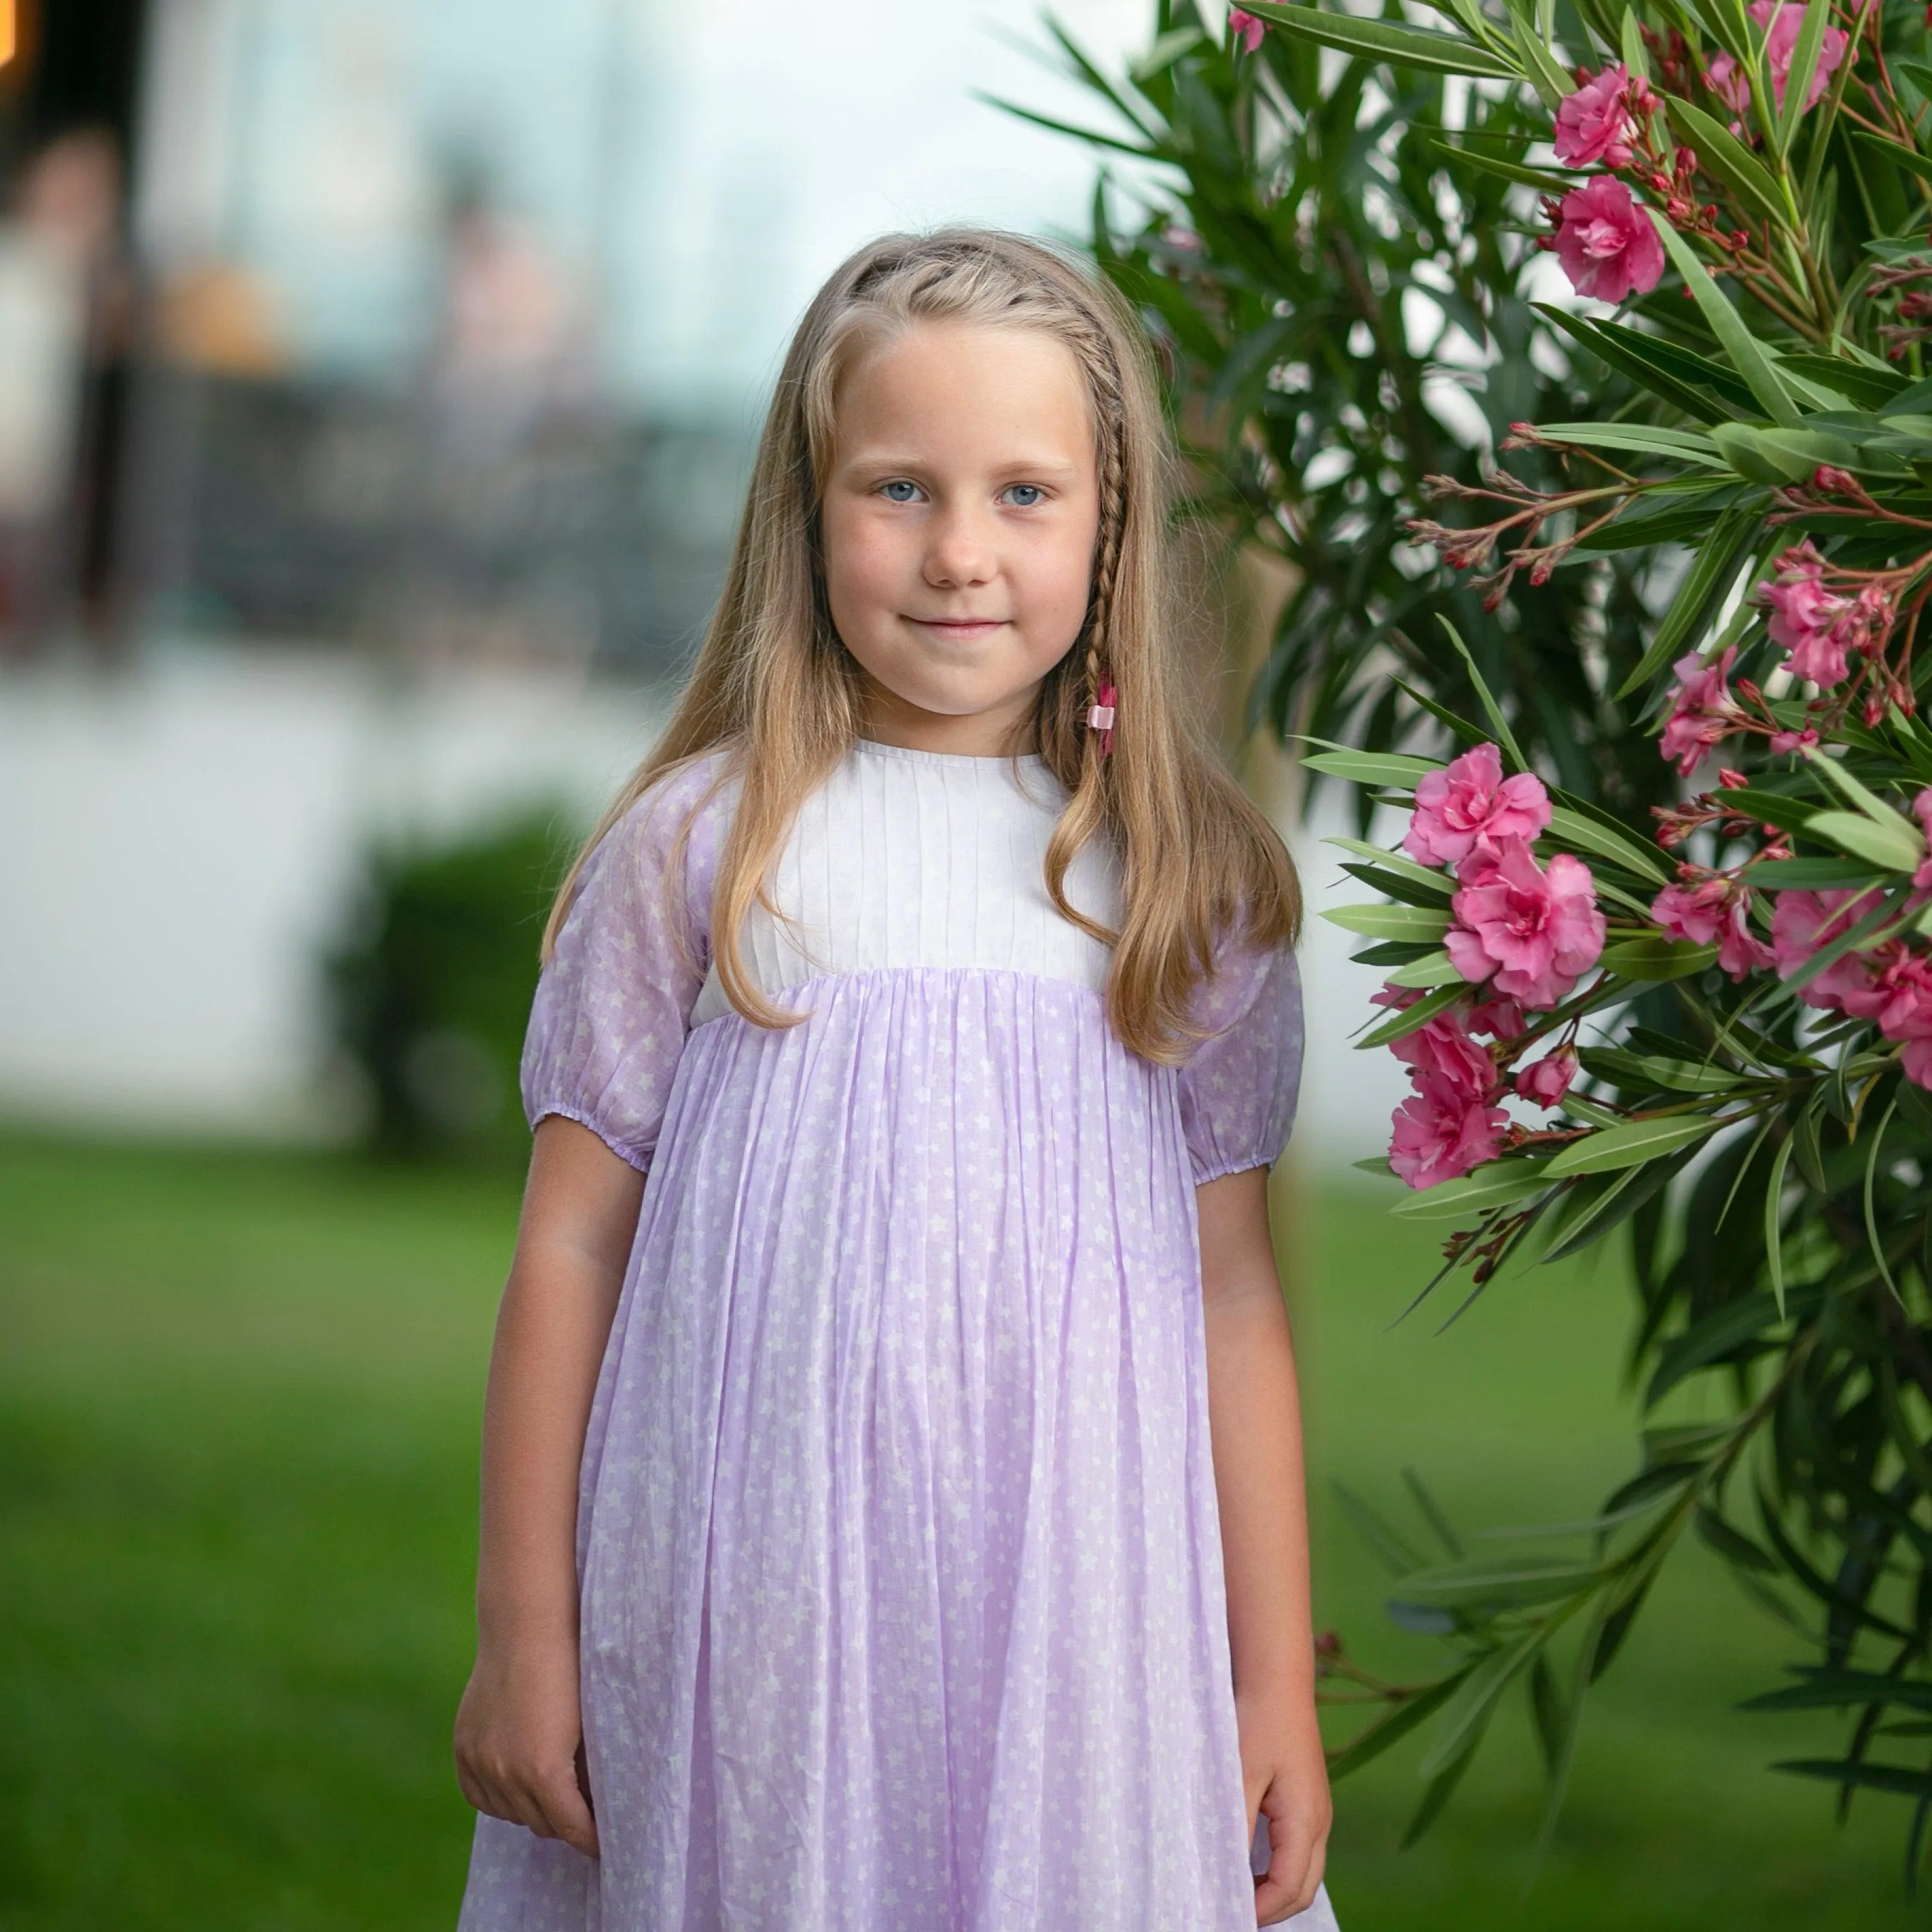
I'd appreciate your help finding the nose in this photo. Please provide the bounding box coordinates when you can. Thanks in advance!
[922,502,995,590]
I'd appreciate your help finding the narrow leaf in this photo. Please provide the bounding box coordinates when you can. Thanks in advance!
[1389,1157,1556,1219]
[1437,616,1526,770]
[1765,1127,1794,1317]
[1544,1114,1724,1176]
[1234,0,1523,76]
[1648,213,1802,425]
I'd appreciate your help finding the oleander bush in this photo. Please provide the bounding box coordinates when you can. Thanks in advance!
[1031,0,1932,1876]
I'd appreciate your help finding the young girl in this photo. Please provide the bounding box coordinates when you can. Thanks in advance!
[453,229,1336,1931]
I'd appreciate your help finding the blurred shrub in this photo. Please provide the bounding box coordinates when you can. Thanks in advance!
[326,810,579,1166]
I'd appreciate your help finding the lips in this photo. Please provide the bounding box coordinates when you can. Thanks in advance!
[910,616,1007,637]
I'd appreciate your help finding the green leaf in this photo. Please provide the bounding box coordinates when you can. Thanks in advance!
[1324,836,1455,898]
[1325,1668,1474,1782]
[1751,856,1888,888]
[1544,1114,1724,1176]
[1864,1099,1901,1303]
[1418,1629,1548,1779]
[1535,306,1735,424]
[1299,746,1439,789]
[1507,11,1574,109]
[1806,809,1926,875]
[1402,1729,1484,1847]
[1775,1758,1932,1799]
[1597,936,1720,980]
[1852,131,1932,191]
[1779,353,1909,409]
[1648,213,1802,426]
[1323,902,1453,941]
[1793,1097,1828,1192]
[1546,804,1671,884]
[1532,421,1729,465]
[1613,508,1758,698]
[1359,979,1469,1049]
[1806,750,1927,841]
[1234,1,1523,76]
[1384,949,1467,987]
[1400,1555,1609,1610]
[1579,1046,1741,1093]
[1717,787,1822,832]
[1765,1128,1794,1317]
[1773,0,1831,155]
[1426,133,1570,192]
[1744,1669,1932,1715]
[1662,95,1792,234]
[1715,424,1815,487]
[1389,1157,1556,1220]
[1129,25,1205,80]
[1437,616,1527,770]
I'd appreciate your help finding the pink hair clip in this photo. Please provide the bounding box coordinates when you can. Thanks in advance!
[1087,680,1116,756]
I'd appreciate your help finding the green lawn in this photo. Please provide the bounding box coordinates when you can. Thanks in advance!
[0,1133,1916,1928]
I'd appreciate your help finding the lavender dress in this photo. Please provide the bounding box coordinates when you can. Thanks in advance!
[458,740,1334,1932]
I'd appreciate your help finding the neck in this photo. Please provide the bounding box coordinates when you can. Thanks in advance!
[857,681,1039,758]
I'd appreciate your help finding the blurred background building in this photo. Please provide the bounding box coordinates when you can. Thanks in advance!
[0,0,1403,1152]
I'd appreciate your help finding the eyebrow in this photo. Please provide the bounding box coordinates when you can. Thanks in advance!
[837,449,1087,479]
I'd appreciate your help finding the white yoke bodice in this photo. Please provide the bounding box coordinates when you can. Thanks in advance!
[686,739,1122,1027]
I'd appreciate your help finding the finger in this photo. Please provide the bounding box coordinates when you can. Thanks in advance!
[529,1765,601,1859]
[1252,1795,1323,1924]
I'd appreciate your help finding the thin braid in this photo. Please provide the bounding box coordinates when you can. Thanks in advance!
[1083,339,1128,742]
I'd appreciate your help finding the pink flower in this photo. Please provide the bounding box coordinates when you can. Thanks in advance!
[1704,50,1751,126]
[1770,887,1886,1011]
[1871,952,1932,1065]
[1659,645,1739,774]
[1447,839,1608,1009]
[1229,7,1266,52]
[1652,877,1774,980]
[1515,1045,1578,1107]
[1763,539,1858,686]
[1554,177,1666,304]
[1554,64,1646,168]
[1469,993,1529,1039]
[1770,726,1820,756]
[1393,1006,1498,1095]
[1705,2,1849,120]
[1404,742,1554,869]
[1389,1070,1510,1189]
[1914,789,1932,893]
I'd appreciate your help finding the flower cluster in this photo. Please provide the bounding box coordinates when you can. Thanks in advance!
[1761,539,1899,693]
[1650,871,1775,979]
[1385,746,1605,1188]
[1534,10,1842,311]
[1771,883,1932,1088]
[1706,0,1848,124]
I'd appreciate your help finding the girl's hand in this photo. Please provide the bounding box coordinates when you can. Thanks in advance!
[453,1633,600,1859]
[1239,1687,1331,1925]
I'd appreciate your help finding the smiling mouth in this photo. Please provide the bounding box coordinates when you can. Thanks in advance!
[910,616,1008,636]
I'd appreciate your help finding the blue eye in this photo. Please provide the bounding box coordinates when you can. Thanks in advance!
[1003,484,1044,508]
[881,479,921,503]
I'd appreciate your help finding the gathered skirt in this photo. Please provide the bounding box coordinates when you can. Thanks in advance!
[459,968,1336,1931]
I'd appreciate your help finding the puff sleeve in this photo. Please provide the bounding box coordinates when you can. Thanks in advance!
[519,756,728,1171]
[1175,939,1305,1186]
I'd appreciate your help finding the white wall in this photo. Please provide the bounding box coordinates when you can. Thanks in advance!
[0,648,664,1138]
[0,648,1405,1160]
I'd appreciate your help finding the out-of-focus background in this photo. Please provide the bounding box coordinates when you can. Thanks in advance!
[0,1,1915,1925]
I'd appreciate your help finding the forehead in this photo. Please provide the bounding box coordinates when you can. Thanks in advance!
[830,320,1095,459]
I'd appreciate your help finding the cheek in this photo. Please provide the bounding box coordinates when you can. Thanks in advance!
[821,508,907,629]
[1015,520,1098,641]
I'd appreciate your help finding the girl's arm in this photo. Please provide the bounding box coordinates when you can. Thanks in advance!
[1198,1166,1331,1925]
[453,1115,645,1859]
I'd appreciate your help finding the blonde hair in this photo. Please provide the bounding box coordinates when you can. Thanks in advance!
[545,227,1299,1063]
